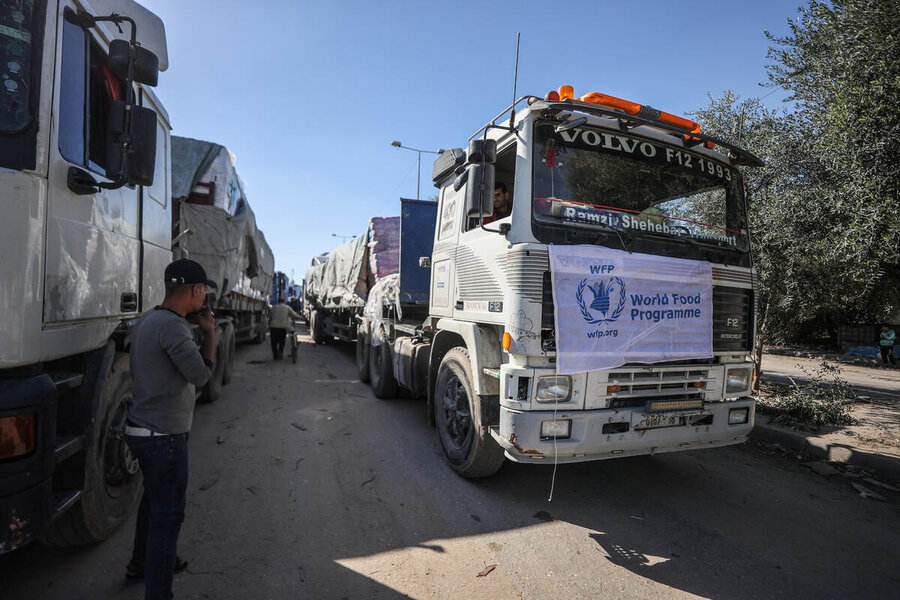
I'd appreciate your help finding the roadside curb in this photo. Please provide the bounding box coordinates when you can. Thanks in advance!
[750,420,900,482]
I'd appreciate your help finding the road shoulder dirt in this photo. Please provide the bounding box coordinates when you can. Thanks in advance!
[753,351,900,482]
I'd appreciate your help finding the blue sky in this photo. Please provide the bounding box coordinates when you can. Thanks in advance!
[141,0,803,284]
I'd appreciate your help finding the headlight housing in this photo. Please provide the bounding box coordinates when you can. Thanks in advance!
[535,375,571,402]
[540,419,572,439]
[725,367,752,395]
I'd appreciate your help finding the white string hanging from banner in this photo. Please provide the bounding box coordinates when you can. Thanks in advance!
[548,383,562,502]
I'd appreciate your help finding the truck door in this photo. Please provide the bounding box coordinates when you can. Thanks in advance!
[454,194,507,324]
[44,5,141,324]
[430,182,462,318]
[452,142,515,324]
[139,90,171,311]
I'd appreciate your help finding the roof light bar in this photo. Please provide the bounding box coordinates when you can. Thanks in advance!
[548,85,702,134]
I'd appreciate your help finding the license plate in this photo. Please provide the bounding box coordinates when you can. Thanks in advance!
[635,415,685,430]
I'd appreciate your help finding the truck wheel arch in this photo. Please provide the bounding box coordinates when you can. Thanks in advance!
[428,321,502,426]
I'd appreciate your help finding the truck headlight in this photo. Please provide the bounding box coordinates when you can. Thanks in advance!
[535,375,571,402]
[725,367,752,395]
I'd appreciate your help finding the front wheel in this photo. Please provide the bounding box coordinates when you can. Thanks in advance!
[434,348,505,478]
[41,353,142,546]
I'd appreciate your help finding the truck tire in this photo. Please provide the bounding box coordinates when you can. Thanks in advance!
[369,339,397,399]
[41,354,142,546]
[311,310,329,345]
[199,332,226,403]
[252,313,267,345]
[221,322,236,385]
[356,332,371,383]
[434,347,505,478]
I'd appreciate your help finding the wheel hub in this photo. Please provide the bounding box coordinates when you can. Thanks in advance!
[104,393,138,494]
[441,376,471,448]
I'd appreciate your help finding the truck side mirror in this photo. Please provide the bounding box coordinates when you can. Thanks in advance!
[108,39,159,86]
[464,162,495,217]
[467,139,497,165]
[106,101,157,186]
[463,139,497,217]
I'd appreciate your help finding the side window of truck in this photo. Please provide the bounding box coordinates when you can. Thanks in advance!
[59,11,124,175]
[463,142,516,232]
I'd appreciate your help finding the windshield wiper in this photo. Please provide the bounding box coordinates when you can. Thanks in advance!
[565,225,633,252]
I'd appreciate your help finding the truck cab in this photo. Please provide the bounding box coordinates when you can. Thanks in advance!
[0,0,169,553]
[424,88,759,474]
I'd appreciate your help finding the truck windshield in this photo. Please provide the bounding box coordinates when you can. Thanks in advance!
[532,121,750,253]
[0,0,37,132]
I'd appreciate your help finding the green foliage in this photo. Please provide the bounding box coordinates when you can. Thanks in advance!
[757,361,858,431]
[691,0,900,343]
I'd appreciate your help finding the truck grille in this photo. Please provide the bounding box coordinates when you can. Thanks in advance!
[540,273,753,353]
[606,368,709,406]
[712,286,754,352]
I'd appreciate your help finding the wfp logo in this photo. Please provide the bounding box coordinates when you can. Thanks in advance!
[576,277,626,324]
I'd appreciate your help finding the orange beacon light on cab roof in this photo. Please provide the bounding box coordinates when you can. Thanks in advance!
[546,85,712,148]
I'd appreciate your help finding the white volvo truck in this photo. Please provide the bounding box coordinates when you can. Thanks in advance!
[0,0,171,552]
[358,87,761,477]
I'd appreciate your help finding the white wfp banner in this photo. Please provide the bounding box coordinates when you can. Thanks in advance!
[548,245,713,374]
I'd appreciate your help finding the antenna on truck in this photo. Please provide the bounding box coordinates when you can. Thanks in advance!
[508,33,521,130]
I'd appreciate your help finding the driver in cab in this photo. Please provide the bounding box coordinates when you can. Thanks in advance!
[484,182,511,224]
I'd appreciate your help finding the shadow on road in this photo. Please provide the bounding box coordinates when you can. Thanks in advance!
[3,327,897,600]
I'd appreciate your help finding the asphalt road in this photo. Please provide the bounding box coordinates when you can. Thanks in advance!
[761,353,900,401]
[2,329,899,599]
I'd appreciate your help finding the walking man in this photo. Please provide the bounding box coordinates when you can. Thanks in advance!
[125,259,215,599]
[268,295,302,359]
[880,324,896,367]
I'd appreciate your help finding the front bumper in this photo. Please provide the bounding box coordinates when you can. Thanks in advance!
[0,479,52,554]
[491,398,755,463]
[0,374,57,554]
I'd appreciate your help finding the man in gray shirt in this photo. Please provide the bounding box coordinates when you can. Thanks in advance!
[124,259,215,599]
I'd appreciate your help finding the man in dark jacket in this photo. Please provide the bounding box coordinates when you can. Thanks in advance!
[124,259,215,599]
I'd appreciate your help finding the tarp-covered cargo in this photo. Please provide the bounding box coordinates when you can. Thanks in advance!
[171,136,273,302]
[177,203,274,302]
[367,216,400,288]
[319,234,368,309]
[306,216,400,311]
[172,136,246,215]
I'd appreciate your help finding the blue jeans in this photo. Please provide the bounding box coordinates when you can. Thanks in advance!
[125,432,189,600]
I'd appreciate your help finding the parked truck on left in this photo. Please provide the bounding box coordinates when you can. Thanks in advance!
[0,0,172,554]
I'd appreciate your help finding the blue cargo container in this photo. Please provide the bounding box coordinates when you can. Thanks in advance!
[398,199,437,305]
